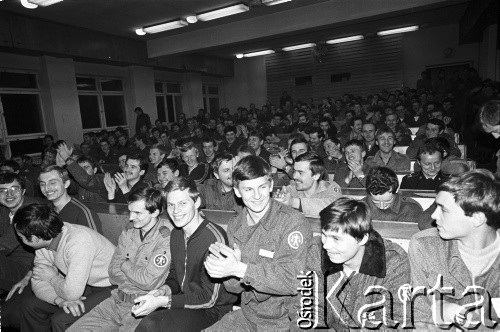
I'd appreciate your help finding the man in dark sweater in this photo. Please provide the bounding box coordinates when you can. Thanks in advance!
[132,177,237,331]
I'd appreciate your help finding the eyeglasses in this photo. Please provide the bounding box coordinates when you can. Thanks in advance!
[0,186,22,196]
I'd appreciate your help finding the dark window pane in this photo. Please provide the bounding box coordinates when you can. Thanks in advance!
[295,76,312,86]
[156,96,166,122]
[76,77,97,91]
[78,95,101,129]
[101,79,123,91]
[209,97,219,114]
[174,96,183,122]
[166,83,181,93]
[1,93,43,135]
[155,82,163,93]
[103,95,126,127]
[9,137,43,155]
[0,72,38,89]
[208,86,218,95]
[202,86,206,94]
[166,95,174,123]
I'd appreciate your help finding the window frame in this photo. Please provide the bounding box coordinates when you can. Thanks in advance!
[155,81,183,124]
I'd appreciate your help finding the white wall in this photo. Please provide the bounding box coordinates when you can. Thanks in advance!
[402,24,480,88]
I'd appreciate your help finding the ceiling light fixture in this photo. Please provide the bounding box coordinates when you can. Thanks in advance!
[282,42,316,51]
[135,28,146,36]
[197,4,249,22]
[186,15,198,24]
[243,50,275,57]
[20,0,38,9]
[262,0,292,6]
[142,20,188,34]
[27,0,62,6]
[236,54,244,59]
[377,25,418,36]
[326,35,364,44]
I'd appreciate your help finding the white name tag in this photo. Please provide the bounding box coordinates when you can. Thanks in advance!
[259,249,274,259]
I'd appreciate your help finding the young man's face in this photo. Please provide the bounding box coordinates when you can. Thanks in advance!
[352,120,363,134]
[43,152,56,166]
[128,199,158,233]
[248,136,262,152]
[118,136,127,146]
[319,121,330,133]
[225,131,236,144]
[362,124,376,143]
[39,170,68,202]
[291,143,308,161]
[419,152,442,178]
[166,189,199,229]
[234,176,272,214]
[149,148,165,165]
[370,191,395,210]
[13,157,24,167]
[425,123,442,139]
[385,114,398,130]
[202,142,215,158]
[308,133,321,147]
[157,165,178,187]
[323,140,341,157]
[118,155,127,171]
[376,132,395,154]
[100,141,110,153]
[322,229,366,265]
[181,149,198,168]
[293,161,319,192]
[432,191,473,240]
[160,133,169,145]
[78,161,95,176]
[0,180,25,210]
[125,159,145,181]
[215,159,234,188]
[344,145,364,163]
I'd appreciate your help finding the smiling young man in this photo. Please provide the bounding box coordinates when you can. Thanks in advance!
[334,140,371,188]
[365,126,411,172]
[409,170,500,329]
[479,100,500,176]
[179,142,210,185]
[155,159,180,189]
[321,197,410,330]
[143,143,168,184]
[247,130,270,162]
[68,187,171,331]
[131,177,236,332]
[204,155,312,330]
[275,152,342,217]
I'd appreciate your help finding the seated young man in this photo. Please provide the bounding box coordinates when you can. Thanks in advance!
[247,130,270,162]
[406,119,461,160]
[321,197,410,330]
[409,170,500,329]
[323,137,344,174]
[68,187,171,331]
[275,152,342,217]
[104,153,150,203]
[143,143,169,185]
[179,142,210,185]
[131,177,237,332]
[361,166,422,223]
[12,204,115,332]
[365,126,411,172]
[334,139,371,188]
[198,153,243,212]
[155,158,180,189]
[400,142,449,190]
[479,100,500,176]
[204,155,312,331]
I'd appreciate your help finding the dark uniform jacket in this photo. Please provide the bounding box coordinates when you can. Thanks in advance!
[324,231,410,330]
[66,162,107,202]
[334,162,370,188]
[365,150,411,173]
[179,163,210,185]
[224,199,312,330]
[361,194,423,223]
[400,171,449,191]
[197,179,243,212]
[59,198,102,234]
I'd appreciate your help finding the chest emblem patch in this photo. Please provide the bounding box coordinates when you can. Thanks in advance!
[288,231,303,249]
[154,254,169,268]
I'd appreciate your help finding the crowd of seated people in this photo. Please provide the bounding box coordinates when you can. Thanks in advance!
[0,71,499,331]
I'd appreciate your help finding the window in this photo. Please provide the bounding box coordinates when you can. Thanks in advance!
[203,85,219,118]
[331,73,351,83]
[76,76,127,131]
[155,82,183,123]
[0,70,46,156]
[295,76,312,86]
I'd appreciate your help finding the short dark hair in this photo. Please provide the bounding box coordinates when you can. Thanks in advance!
[2,160,20,173]
[156,159,179,173]
[429,137,450,158]
[366,167,399,195]
[306,126,324,139]
[150,143,169,157]
[350,116,363,127]
[135,133,148,143]
[248,130,264,141]
[427,118,445,132]
[224,125,237,135]
[233,155,271,186]
[126,153,149,172]
[324,137,341,146]
[77,155,97,168]
[320,197,372,241]
[437,169,500,229]
[212,153,233,172]
[13,203,63,241]
[290,137,310,151]
[479,100,500,126]
[237,145,255,156]
[344,139,365,151]
[40,165,70,182]
[417,142,442,161]
[202,137,217,146]
[127,187,164,214]
[375,126,396,139]
[294,152,326,181]
[164,176,199,203]
[0,172,25,190]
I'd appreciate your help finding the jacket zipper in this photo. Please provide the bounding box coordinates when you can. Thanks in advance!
[181,235,188,290]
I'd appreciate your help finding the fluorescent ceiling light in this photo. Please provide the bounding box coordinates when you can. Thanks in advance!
[262,0,292,5]
[377,25,418,36]
[197,4,249,22]
[326,35,364,44]
[21,0,38,9]
[186,15,198,24]
[143,20,188,34]
[236,54,244,59]
[282,43,316,51]
[243,50,275,57]
[27,0,62,6]
[135,28,146,36]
